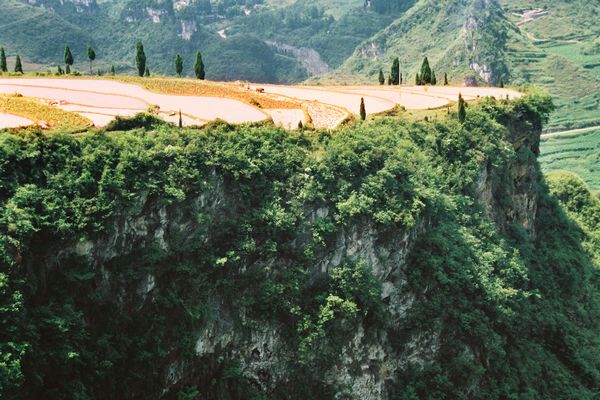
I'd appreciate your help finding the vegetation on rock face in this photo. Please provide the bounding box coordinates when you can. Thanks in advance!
[0,93,597,399]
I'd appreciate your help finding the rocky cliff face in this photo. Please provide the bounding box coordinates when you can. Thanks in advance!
[23,118,542,400]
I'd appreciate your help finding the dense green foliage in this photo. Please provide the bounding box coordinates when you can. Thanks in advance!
[175,53,183,76]
[0,94,597,399]
[135,41,146,77]
[63,45,73,67]
[13,55,22,74]
[0,48,6,73]
[193,51,205,80]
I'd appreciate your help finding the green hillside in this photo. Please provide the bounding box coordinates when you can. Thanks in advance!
[540,128,600,192]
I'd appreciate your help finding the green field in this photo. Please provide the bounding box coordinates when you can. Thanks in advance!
[539,128,600,191]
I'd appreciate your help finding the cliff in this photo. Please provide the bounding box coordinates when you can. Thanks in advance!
[1,94,598,399]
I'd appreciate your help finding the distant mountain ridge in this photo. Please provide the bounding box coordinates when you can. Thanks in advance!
[0,0,598,129]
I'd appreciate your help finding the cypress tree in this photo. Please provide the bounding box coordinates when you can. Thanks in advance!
[416,73,420,85]
[64,45,74,71]
[387,74,391,85]
[136,41,146,77]
[298,121,304,130]
[391,57,400,85]
[499,78,504,88]
[431,70,437,85]
[444,72,449,85]
[14,55,23,74]
[57,65,64,75]
[178,110,183,128]
[66,65,71,74]
[400,72,403,85]
[110,65,116,76]
[87,47,96,73]
[144,66,150,77]
[378,69,385,85]
[0,48,7,73]
[359,97,366,121]
[194,51,205,80]
[458,93,466,123]
[420,57,432,84]
[175,54,183,77]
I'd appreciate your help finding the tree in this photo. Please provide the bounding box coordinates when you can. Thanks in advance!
[175,54,183,77]
[14,55,23,74]
[431,70,437,85]
[298,121,304,130]
[458,93,466,123]
[57,65,64,75]
[391,57,400,85]
[136,41,146,77]
[378,69,385,85]
[416,73,421,85]
[178,110,183,128]
[387,74,391,85]
[64,45,74,72]
[0,48,7,73]
[110,65,116,76]
[400,72,403,85]
[194,51,205,80]
[499,78,504,88]
[66,65,71,74]
[87,47,96,73]
[420,57,432,84]
[359,97,366,121]
[144,66,150,77]
[444,72,449,85]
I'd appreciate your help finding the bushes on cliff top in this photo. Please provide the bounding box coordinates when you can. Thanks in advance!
[1,93,598,399]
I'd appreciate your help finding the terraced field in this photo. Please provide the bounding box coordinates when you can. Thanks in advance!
[539,128,600,191]
[0,77,522,130]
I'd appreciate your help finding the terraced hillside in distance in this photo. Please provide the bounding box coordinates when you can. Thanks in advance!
[0,76,521,131]
[540,127,600,192]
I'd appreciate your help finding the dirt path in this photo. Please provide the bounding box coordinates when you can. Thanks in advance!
[0,113,33,129]
[542,125,600,138]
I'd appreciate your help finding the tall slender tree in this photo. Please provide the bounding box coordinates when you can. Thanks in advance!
[136,41,146,77]
[378,69,385,85]
[359,97,366,121]
[144,66,150,77]
[444,72,449,85]
[175,54,183,77]
[391,57,400,85]
[0,48,7,73]
[420,57,432,85]
[194,51,205,80]
[178,110,183,128]
[110,65,116,76]
[499,78,504,88]
[64,45,74,73]
[87,47,96,73]
[416,73,421,85]
[387,74,391,85]
[458,93,466,123]
[400,72,403,85]
[14,55,23,74]
[431,70,437,85]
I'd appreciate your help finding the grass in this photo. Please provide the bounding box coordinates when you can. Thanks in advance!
[112,76,302,110]
[0,94,91,131]
[539,128,600,191]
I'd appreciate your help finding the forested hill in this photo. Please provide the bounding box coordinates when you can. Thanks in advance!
[1,93,599,399]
